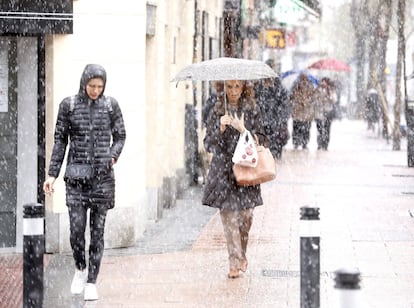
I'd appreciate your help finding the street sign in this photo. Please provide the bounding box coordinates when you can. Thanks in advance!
[265,28,286,49]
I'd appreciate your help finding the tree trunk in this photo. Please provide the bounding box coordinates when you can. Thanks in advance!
[377,0,393,139]
[394,0,405,150]
[351,0,368,118]
[367,3,379,90]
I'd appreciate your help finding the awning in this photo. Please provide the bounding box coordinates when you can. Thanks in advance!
[0,0,73,35]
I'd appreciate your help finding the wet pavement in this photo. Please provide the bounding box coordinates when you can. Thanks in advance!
[1,119,414,308]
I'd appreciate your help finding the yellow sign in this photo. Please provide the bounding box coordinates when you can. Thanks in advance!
[265,29,286,49]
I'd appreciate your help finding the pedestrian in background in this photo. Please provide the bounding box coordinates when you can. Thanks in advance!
[43,64,126,301]
[255,76,290,159]
[289,73,315,150]
[314,77,336,150]
[202,81,224,128]
[365,88,380,131]
[202,80,266,279]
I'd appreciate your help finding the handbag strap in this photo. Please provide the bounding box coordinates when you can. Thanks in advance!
[254,132,269,148]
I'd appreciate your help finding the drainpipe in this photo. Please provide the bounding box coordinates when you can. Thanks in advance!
[193,0,199,103]
[186,0,200,185]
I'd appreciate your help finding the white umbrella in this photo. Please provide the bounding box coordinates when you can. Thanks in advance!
[171,57,277,82]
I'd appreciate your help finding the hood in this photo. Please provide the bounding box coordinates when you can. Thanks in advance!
[78,64,107,100]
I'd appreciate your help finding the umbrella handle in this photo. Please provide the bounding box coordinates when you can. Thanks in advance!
[224,84,227,114]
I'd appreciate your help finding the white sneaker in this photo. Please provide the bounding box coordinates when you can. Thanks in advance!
[70,269,87,294]
[84,283,98,301]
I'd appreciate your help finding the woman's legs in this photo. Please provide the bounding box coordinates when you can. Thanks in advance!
[302,121,311,148]
[67,198,108,283]
[293,120,311,149]
[87,206,108,283]
[239,209,253,272]
[316,119,323,149]
[324,118,332,149]
[68,205,88,271]
[220,208,254,277]
[292,120,301,148]
[239,209,253,262]
[220,209,242,271]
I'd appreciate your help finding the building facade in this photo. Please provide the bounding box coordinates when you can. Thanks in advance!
[0,0,320,253]
[0,0,224,253]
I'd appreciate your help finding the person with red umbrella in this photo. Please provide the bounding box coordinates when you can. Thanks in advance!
[307,58,351,72]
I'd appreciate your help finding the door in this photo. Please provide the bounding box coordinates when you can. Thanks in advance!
[0,37,17,247]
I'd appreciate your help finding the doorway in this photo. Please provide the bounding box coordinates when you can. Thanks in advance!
[0,36,39,249]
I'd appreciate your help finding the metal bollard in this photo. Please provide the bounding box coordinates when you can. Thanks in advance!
[300,206,320,308]
[23,203,44,308]
[334,268,362,308]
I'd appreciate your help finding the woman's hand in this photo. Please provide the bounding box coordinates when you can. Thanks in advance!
[230,112,246,134]
[43,177,56,196]
[220,113,232,133]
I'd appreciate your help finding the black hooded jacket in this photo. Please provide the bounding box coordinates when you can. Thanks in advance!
[48,64,126,181]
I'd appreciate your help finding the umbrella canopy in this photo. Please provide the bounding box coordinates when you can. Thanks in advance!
[307,58,351,72]
[171,57,277,82]
[281,70,319,90]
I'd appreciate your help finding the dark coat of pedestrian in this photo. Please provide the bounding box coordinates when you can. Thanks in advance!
[365,88,380,130]
[43,64,126,301]
[289,73,314,149]
[202,80,266,279]
[314,77,336,150]
[255,77,290,159]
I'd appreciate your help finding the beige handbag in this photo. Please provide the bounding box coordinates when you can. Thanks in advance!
[232,144,276,186]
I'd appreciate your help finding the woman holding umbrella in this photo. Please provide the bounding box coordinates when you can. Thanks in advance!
[202,80,266,279]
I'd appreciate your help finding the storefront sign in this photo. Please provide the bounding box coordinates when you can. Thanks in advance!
[265,29,286,49]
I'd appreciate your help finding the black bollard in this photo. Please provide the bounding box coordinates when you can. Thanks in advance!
[300,206,320,308]
[23,203,44,308]
[334,268,362,308]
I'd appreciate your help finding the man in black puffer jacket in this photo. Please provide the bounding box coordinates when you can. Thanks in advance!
[43,64,126,301]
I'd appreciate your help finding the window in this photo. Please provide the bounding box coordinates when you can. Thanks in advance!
[146,3,156,36]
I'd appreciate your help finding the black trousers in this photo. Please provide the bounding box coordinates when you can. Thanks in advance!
[316,118,332,150]
[292,120,311,148]
[67,184,109,284]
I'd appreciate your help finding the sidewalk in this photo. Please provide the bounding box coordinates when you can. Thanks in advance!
[3,119,414,308]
